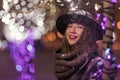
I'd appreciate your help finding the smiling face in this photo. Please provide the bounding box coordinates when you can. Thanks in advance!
[65,23,84,46]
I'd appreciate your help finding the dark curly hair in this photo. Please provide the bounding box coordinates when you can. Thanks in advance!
[56,13,103,40]
[59,13,103,55]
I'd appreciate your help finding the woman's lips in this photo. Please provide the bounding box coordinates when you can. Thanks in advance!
[69,35,78,40]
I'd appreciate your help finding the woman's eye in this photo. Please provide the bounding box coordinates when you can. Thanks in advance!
[77,26,83,29]
[68,25,72,28]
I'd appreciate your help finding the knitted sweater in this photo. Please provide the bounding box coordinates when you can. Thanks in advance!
[53,48,103,80]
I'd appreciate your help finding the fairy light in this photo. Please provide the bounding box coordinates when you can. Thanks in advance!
[0,0,58,80]
[16,65,22,72]
[3,0,9,12]
[0,0,119,79]
[95,3,101,11]
[27,44,33,51]
[100,22,105,30]
[0,0,57,41]
[105,48,110,55]
[96,13,101,20]
[103,17,108,22]
[21,1,26,6]
[66,0,72,2]
[110,0,117,3]
[117,64,120,68]
[117,21,120,29]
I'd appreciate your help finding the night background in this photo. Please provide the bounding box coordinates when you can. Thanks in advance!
[0,0,120,80]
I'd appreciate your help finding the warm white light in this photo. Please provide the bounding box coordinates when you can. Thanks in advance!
[0,10,5,18]
[6,13,11,19]
[14,0,19,4]
[37,20,43,27]
[40,1,43,3]
[33,0,39,5]
[3,0,9,11]
[16,33,23,40]
[17,13,23,18]
[112,32,116,41]
[70,2,74,7]
[11,12,17,18]
[8,0,12,2]
[22,7,28,12]
[1,0,56,42]
[19,26,25,32]
[15,5,21,10]
[66,0,72,2]
[25,21,31,27]
[86,2,90,5]
[3,25,27,42]
[60,4,64,6]
[19,18,25,25]
[95,4,101,11]
[21,1,26,6]
[10,18,16,24]
[8,25,14,31]
[2,14,10,24]
[27,3,34,8]
[118,7,120,10]
[56,0,61,2]
[70,7,76,11]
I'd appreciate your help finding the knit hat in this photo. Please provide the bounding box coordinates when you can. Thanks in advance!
[55,11,103,40]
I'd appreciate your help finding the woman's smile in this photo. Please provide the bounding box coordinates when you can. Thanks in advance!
[65,23,84,45]
[68,35,78,40]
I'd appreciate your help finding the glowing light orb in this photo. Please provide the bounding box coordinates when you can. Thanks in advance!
[117,21,120,29]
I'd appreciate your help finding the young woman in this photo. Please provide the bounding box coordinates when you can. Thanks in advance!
[53,13,117,80]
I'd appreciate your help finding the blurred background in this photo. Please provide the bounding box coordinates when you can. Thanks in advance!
[0,0,120,80]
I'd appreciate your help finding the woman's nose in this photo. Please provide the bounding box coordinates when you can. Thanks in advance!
[70,26,76,33]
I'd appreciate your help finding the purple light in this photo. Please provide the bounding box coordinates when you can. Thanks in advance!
[102,26,105,30]
[117,64,120,68]
[8,31,35,80]
[107,55,111,59]
[110,0,117,3]
[29,67,35,73]
[101,22,106,30]
[96,13,101,20]
[16,59,25,65]
[101,22,104,26]
[16,65,22,72]
[27,44,33,51]
[112,21,115,26]
[97,13,100,17]
[21,73,32,80]
[93,73,97,76]
[105,48,110,54]
[24,56,30,62]
[103,17,108,22]
[98,69,102,72]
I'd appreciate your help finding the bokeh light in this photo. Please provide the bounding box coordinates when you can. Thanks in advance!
[47,31,56,42]
[117,21,120,29]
